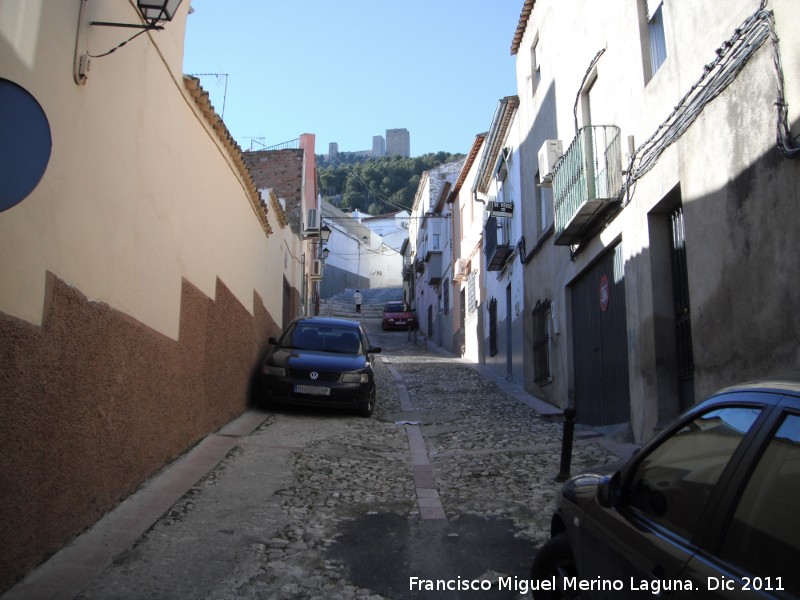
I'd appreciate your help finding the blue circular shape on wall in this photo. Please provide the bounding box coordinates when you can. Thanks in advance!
[0,78,52,212]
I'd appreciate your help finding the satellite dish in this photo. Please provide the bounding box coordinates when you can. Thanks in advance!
[0,78,52,212]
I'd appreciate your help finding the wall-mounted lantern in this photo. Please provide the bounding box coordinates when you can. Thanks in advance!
[74,0,185,84]
[135,0,185,27]
[320,224,332,244]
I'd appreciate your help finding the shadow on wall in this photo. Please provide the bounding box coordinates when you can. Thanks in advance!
[515,74,799,441]
[0,273,280,592]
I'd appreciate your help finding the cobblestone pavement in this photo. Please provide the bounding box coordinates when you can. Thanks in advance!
[60,318,622,600]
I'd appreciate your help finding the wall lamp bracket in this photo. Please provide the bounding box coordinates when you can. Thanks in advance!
[74,0,182,85]
[90,21,165,30]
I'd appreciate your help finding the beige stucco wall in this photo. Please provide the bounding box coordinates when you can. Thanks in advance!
[0,0,288,338]
[0,0,299,589]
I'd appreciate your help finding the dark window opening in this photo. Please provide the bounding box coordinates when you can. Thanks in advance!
[532,299,552,384]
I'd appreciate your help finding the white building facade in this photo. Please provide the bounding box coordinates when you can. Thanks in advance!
[513,0,800,442]
[474,97,525,383]
[408,160,465,348]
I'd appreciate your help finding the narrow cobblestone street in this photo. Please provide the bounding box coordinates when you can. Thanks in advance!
[9,316,630,600]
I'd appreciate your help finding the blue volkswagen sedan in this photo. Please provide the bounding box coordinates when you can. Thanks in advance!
[260,317,381,417]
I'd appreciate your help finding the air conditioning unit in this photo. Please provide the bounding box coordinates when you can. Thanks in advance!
[306,208,319,230]
[310,259,322,279]
[453,258,468,281]
[537,139,563,186]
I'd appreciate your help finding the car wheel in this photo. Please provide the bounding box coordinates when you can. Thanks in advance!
[530,533,579,600]
[358,389,375,417]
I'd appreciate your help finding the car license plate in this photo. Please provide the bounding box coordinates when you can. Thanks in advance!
[294,384,330,396]
[396,319,406,325]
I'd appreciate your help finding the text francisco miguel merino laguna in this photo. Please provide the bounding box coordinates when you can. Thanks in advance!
[409,575,786,595]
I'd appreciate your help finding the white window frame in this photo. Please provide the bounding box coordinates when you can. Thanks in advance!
[647,0,667,75]
[530,36,541,96]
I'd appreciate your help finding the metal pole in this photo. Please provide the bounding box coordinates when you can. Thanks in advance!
[556,406,577,482]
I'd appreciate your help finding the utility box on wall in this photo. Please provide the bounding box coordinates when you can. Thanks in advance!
[537,139,563,186]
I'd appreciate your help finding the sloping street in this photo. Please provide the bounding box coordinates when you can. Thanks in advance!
[6,308,634,600]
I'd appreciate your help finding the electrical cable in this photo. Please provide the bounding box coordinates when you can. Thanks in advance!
[573,48,606,133]
[622,0,798,204]
[328,155,414,213]
[88,27,154,58]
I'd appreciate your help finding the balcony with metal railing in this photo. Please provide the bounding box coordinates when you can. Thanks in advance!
[484,216,514,271]
[552,126,623,246]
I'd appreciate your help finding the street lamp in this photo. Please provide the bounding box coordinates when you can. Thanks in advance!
[75,0,185,85]
[136,0,184,26]
[90,0,184,29]
[320,224,332,244]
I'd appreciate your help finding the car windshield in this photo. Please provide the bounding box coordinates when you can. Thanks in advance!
[283,323,362,354]
[385,303,407,313]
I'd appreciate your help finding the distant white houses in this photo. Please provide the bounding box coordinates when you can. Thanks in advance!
[318,200,404,298]
[361,210,410,253]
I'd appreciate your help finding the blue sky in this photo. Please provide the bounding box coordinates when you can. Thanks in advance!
[182,1,523,156]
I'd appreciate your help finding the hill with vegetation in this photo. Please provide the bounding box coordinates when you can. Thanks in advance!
[317,152,464,216]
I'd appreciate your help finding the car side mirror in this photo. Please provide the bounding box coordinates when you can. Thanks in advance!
[597,471,622,508]
[268,337,278,345]
[368,346,382,354]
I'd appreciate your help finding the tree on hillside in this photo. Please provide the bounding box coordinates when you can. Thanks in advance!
[317,152,463,215]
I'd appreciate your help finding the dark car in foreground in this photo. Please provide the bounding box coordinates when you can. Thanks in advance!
[381,301,417,331]
[260,317,381,417]
[531,377,800,599]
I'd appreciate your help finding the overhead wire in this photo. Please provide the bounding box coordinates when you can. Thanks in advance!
[327,155,413,213]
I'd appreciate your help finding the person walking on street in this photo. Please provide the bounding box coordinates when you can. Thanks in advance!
[353,290,362,313]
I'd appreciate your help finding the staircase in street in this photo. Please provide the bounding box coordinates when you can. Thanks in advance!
[318,287,403,319]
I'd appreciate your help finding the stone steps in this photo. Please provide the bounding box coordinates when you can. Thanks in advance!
[320,287,403,319]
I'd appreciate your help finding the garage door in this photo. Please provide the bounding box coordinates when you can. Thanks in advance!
[570,243,630,426]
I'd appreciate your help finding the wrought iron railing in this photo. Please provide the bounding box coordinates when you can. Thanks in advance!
[262,138,300,151]
[552,126,622,244]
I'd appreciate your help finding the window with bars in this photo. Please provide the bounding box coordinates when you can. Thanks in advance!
[443,278,450,315]
[535,171,552,236]
[488,298,498,357]
[467,271,477,315]
[532,299,552,384]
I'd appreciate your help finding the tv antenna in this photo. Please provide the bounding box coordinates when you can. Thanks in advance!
[245,137,267,150]
[188,73,229,119]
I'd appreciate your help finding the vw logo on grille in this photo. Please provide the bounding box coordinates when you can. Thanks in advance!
[309,371,319,380]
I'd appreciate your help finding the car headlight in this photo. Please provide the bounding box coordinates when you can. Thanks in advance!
[263,365,286,377]
[341,372,369,383]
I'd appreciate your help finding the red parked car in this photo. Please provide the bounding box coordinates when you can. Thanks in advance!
[381,302,417,331]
